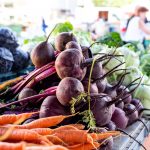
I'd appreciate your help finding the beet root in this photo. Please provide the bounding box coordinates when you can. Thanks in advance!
[40,96,69,118]
[55,32,77,51]
[55,49,86,80]
[111,107,128,129]
[56,77,84,106]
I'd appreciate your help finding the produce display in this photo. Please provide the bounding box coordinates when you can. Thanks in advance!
[0,27,30,73]
[0,26,149,150]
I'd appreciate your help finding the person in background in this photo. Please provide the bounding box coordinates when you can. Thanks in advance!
[124,7,150,44]
[91,17,108,40]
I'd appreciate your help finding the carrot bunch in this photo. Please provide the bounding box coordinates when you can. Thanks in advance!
[0,113,120,150]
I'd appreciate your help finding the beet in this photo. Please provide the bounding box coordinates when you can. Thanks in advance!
[124,103,138,125]
[55,32,77,51]
[30,40,55,68]
[90,94,113,126]
[116,86,132,104]
[81,46,93,59]
[104,84,117,99]
[85,62,103,81]
[56,77,84,106]
[55,49,86,80]
[18,88,37,105]
[96,78,107,93]
[131,98,143,112]
[111,107,128,129]
[82,79,98,94]
[40,96,69,118]
[104,121,116,131]
[65,41,81,51]
[115,101,124,109]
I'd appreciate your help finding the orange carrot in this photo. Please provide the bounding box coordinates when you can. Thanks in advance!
[0,127,51,144]
[0,76,23,91]
[11,115,73,129]
[0,141,25,150]
[46,135,67,146]
[67,124,85,130]
[54,125,79,131]
[68,142,100,150]
[0,112,38,125]
[51,130,92,145]
[25,145,69,150]
[31,128,53,136]
[31,125,79,136]
[90,131,120,141]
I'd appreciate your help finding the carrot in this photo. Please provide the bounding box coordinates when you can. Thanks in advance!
[68,142,100,150]
[31,128,53,136]
[10,115,74,129]
[0,141,25,150]
[67,124,85,130]
[51,130,92,145]
[46,135,67,146]
[90,131,120,141]
[25,145,69,150]
[54,125,79,131]
[0,127,51,145]
[0,112,38,125]
[0,76,23,91]
[31,125,80,136]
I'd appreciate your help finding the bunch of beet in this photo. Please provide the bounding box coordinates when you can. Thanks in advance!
[0,31,148,150]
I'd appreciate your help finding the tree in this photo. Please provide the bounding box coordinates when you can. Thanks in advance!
[92,0,133,7]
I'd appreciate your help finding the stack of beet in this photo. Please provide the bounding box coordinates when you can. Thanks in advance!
[0,32,148,150]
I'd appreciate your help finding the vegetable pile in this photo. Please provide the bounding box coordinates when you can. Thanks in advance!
[0,27,149,150]
[0,27,30,73]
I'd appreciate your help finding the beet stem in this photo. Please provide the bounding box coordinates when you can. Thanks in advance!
[14,62,54,95]
[94,62,126,82]
[0,89,56,110]
[46,24,58,42]
[27,67,56,88]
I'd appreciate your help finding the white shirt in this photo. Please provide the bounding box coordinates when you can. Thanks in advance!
[124,16,145,42]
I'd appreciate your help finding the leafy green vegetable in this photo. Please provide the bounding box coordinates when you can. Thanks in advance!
[74,30,92,46]
[118,46,140,67]
[140,54,150,77]
[97,32,123,48]
[52,22,73,35]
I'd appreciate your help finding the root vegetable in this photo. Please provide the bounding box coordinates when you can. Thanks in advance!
[56,77,84,106]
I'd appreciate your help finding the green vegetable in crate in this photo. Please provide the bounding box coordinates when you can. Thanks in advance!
[104,49,125,75]
[134,85,150,101]
[11,48,30,71]
[140,53,150,77]
[0,47,14,73]
[0,27,18,51]
[118,46,140,67]
[122,66,142,86]
[133,84,150,112]
[96,32,123,48]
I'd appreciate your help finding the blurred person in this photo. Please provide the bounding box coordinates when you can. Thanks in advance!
[124,7,150,43]
[91,17,108,40]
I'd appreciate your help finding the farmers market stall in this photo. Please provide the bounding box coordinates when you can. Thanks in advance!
[0,23,150,150]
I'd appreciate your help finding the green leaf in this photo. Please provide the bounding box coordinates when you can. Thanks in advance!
[53,22,73,35]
